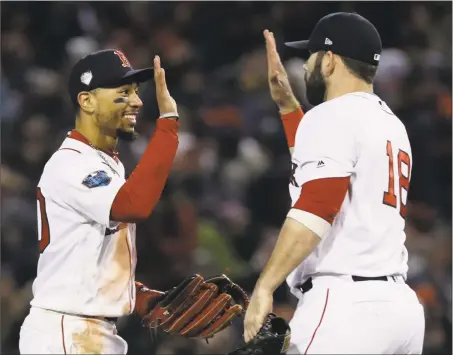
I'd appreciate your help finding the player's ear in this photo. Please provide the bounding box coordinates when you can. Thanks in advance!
[78,91,96,114]
[322,51,336,78]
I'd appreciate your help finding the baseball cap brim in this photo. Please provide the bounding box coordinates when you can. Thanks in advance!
[118,68,154,85]
[99,68,154,88]
[284,40,309,49]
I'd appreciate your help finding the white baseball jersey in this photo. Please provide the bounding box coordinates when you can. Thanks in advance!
[31,131,137,317]
[287,92,412,294]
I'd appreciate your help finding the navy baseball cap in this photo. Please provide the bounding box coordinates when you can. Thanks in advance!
[285,12,382,66]
[68,49,154,106]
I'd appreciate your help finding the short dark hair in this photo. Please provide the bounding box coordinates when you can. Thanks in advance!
[340,55,378,84]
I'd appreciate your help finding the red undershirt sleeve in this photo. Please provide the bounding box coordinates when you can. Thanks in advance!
[292,177,350,224]
[280,107,304,149]
[110,119,179,222]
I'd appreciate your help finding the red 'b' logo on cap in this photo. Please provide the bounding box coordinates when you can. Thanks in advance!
[114,50,131,68]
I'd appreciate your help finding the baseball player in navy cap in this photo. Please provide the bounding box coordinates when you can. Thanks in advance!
[19,51,180,354]
[244,12,425,354]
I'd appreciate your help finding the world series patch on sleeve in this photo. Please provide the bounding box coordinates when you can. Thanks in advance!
[82,170,112,188]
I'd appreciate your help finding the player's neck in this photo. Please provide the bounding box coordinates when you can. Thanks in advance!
[75,117,118,153]
[326,77,373,102]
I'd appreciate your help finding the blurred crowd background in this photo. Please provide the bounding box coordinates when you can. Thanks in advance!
[1,2,451,354]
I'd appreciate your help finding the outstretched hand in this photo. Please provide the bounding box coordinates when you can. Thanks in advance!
[264,29,300,114]
[153,55,178,118]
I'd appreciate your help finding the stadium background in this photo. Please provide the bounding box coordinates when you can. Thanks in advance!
[1,1,451,354]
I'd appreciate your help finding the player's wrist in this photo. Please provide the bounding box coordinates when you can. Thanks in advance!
[159,111,179,120]
[278,100,301,115]
[254,280,275,294]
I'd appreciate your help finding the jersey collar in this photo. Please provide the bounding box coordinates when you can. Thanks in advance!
[68,130,119,161]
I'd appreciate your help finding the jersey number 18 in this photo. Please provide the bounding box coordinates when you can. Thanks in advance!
[382,140,411,218]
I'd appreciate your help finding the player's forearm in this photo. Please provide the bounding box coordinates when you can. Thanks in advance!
[111,119,179,222]
[255,218,320,294]
[280,107,304,155]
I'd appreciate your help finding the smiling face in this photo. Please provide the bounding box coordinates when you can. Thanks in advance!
[97,83,143,141]
[79,83,143,141]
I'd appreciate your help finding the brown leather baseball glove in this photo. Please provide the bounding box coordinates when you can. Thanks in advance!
[135,274,249,339]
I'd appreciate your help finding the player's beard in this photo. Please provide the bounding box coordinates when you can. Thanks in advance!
[116,112,138,142]
[304,53,327,106]
[116,128,137,142]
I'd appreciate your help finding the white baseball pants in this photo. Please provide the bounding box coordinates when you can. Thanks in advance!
[19,307,128,354]
[287,275,425,354]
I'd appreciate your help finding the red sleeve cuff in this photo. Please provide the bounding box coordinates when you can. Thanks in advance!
[280,107,304,148]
